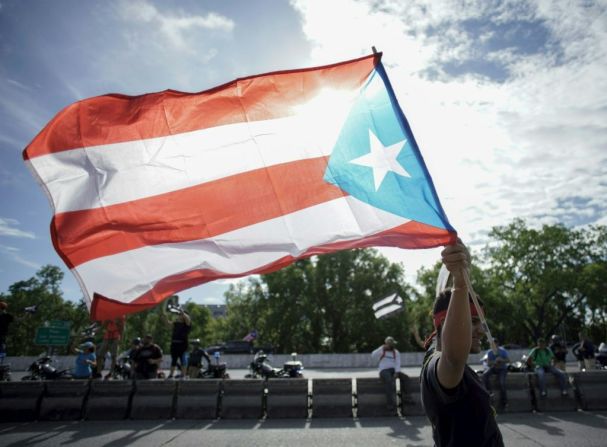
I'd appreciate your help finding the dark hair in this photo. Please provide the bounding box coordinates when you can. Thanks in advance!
[423,289,484,349]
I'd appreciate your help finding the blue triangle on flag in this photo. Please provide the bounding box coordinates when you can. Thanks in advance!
[323,66,452,231]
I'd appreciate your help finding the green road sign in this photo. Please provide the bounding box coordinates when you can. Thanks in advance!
[35,320,71,346]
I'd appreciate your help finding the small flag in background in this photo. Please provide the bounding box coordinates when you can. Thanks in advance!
[23,53,455,320]
[243,330,258,342]
[373,293,404,319]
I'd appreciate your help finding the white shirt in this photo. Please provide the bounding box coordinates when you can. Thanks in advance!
[371,346,401,372]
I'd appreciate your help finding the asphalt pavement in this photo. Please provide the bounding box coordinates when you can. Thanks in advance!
[0,412,606,446]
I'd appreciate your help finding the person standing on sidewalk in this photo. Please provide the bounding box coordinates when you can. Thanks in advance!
[371,336,401,411]
[96,315,126,379]
[162,306,191,379]
[420,240,504,447]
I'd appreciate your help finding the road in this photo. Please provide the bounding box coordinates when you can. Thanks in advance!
[1,412,606,446]
[9,367,426,381]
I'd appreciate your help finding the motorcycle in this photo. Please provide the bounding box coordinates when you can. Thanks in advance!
[0,351,11,381]
[595,342,607,370]
[507,354,533,373]
[245,351,304,379]
[111,352,134,380]
[198,351,230,379]
[282,353,304,378]
[21,355,73,380]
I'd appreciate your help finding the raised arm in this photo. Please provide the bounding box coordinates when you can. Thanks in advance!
[181,308,191,326]
[437,241,472,389]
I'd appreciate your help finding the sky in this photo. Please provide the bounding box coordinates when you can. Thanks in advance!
[1,0,606,306]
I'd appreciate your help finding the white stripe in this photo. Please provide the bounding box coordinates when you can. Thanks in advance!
[372,293,397,311]
[374,304,403,319]
[28,90,357,213]
[74,195,410,306]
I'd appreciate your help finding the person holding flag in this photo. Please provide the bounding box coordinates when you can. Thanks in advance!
[420,240,504,447]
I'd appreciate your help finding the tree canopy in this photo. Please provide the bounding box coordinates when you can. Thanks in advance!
[1,219,605,356]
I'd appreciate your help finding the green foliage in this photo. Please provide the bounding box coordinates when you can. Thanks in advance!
[218,249,414,353]
[2,220,605,356]
[482,219,607,345]
[0,265,89,356]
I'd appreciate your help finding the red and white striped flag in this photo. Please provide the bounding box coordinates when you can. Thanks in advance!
[24,53,456,320]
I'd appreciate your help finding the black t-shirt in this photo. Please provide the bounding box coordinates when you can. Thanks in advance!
[549,342,568,361]
[133,343,163,374]
[0,313,14,338]
[421,349,504,447]
[171,321,191,344]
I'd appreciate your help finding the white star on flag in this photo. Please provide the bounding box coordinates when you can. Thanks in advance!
[349,129,411,191]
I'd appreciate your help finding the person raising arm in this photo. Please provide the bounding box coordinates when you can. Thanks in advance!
[420,240,504,447]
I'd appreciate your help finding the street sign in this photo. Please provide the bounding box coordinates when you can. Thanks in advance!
[35,320,71,346]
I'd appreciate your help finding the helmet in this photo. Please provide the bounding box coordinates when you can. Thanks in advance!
[132,337,142,345]
[550,334,561,342]
[191,338,201,345]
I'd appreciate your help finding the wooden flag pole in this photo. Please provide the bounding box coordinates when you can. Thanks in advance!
[461,268,498,355]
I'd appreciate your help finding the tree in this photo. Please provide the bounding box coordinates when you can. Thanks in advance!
[220,249,415,353]
[482,219,607,345]
[0,265,88,355]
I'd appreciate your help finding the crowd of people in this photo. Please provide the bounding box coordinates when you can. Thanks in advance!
[71,305,212,380]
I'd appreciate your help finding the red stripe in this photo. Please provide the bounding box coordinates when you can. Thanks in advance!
[53,156,346,268]
[90,222,456,320]
[24,54,379,160]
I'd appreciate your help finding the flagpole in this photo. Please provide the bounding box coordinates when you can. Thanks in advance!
[461,268,498,355]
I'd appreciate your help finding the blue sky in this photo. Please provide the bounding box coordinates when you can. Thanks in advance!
[1,0,606,305]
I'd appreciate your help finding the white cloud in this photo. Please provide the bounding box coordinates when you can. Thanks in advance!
[0,217,35,239]
[0,244,40,270]
[291,0,607,279]
[118,0,234,51]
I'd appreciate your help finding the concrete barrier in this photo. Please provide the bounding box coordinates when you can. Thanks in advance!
[0,381,44,422]
[84,380,133,420]
[530,373,578,412]
[311,378,353,418]
[265,379,309,419]
[221,379,264,419]
[572,371,607,411]
[356,377,397,417]
[39,380,90,421]
[484,373,534,413]
[174,380,221,419]
[130,380,176,419]
[399,375,425,416]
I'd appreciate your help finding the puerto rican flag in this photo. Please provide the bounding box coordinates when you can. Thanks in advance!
[23,53,456,320]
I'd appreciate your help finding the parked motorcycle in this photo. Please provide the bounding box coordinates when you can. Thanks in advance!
[245,351,304,379]
[0,352,11,381]
[21,355,73,380]
[198,351,230,379]
[596,342,607,370]
[507,354,533,373]
[111,352,134,380]
[282,353,304,378]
